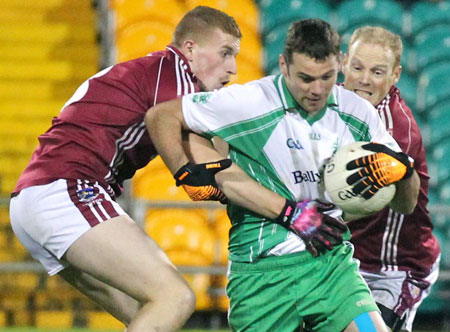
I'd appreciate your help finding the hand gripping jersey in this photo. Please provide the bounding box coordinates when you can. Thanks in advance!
[348,86,441,276]
[13,46,199,197]
[182,74,400,263]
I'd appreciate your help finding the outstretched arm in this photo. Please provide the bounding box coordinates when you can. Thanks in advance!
[145,97,344,221]
[184,133,285,218]
[145,98,284,215]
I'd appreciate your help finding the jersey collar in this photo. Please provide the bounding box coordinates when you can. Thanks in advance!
[376,85,399,109]
[166,45,197,81]
[274,74,337,124]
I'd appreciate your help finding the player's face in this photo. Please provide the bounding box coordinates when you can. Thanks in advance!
[188,28,240,91]
[280,52,339,115]
[342,40,401,106]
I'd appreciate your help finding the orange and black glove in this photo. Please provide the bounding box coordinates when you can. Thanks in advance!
[174,159,232,203]
[346,143,414,199]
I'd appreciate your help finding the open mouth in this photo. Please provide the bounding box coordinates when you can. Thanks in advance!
[354,89,373,97]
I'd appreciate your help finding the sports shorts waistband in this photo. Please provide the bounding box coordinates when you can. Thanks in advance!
[229,245,347,273]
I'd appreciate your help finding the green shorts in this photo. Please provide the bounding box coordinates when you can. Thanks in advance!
[227,242,379,332]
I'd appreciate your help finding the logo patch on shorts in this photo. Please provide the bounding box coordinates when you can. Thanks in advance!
[408,283,421,299]
[77,187,98,202]
[356,299,372,307]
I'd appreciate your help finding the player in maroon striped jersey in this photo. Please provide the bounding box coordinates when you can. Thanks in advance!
[9,6,241,332]
[342,26,441,332]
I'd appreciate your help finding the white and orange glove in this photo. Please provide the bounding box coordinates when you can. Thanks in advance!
[346,143,414,199]
[174,159,231,203]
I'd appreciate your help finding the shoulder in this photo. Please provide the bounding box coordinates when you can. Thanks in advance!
[214,76,280,106]
[383,87,420,133]
[387,87,425,150]
[183,76,282,121]
[332,85,375,115]
[115,46,186,74]
[119,52,170,73]
[98,56,164,86]
[226,76,277,95]
[389,87,415,119]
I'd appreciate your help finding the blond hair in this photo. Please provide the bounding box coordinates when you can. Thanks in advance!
[348,26,403,68]
[172,6,242,47]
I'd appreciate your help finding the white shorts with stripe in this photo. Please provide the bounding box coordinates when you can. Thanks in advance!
[9,179,127,275]
[360,254,440,332]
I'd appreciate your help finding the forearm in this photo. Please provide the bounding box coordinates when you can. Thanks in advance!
[215,165,286,219]
[145,99,189,173]
[389,170,420,214]
[185,133,285,218]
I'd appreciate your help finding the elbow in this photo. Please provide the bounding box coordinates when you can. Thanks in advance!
[399,201,417,215]
[145,105,159,133]
[389,198,417,215]
[390,173,420,215]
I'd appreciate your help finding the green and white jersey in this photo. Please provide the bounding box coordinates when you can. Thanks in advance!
[182,74,400,263]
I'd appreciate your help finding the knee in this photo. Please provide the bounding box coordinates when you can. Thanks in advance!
[151,277,196,319]
[174,282,196,319]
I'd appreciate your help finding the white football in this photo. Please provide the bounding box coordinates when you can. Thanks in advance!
[323,141,396,220]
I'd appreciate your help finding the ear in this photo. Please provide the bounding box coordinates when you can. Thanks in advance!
[337,51,343,72]
[393,65,402,85]
[279,54,288,77]
[342,52,349,75]
[181,40,195,62]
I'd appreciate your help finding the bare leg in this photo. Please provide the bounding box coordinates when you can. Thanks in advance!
[63,215,196,332]
[59,266,141,325]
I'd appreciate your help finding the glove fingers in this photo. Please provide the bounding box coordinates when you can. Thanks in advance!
[352,180,369,195]
[216,191,228,204]
[320,227,343,243]
[312,235,341,254]
[346,167,371,185]
[314,234,334,250]
[361,142,391,155]
[314,200,336,212]
[182,184,226,202]
[323,216,348,232]
[305,242,318,257]
[361,186,379,199]
[346,155,371,170]
[219,195,228,204]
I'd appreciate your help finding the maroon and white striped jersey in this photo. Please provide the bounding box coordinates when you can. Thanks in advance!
[13,46,199,197]
[348,86,441,277]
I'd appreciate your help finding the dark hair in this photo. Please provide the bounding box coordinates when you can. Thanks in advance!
[283,18,340,64]
[172,6,242,47]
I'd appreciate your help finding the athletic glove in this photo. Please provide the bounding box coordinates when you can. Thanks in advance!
[174,159,232,203]
[275,199,348,257]
[346,143,414,199]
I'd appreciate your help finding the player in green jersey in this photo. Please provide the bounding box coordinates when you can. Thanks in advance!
[146,19,420,331]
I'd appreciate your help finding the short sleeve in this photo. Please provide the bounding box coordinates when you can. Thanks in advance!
[181,80,277,137]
